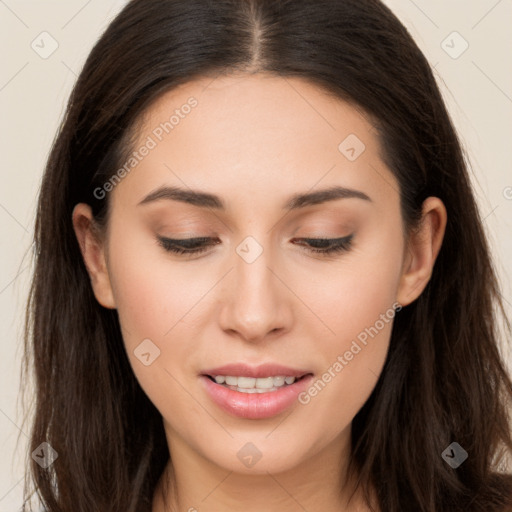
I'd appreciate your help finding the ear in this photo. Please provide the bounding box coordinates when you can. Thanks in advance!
[396,197,447,307]
[71,203,116,309]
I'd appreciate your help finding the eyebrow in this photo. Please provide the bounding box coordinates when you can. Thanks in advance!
[138,185,371,210]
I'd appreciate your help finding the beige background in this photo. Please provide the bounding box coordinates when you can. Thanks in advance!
[0,0,511,509]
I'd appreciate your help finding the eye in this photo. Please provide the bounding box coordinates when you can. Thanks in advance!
[157,234,354,257]
[157,236,221,255]
[292,234,354,255]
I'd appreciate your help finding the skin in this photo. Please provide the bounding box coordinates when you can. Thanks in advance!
[72,73,447,512]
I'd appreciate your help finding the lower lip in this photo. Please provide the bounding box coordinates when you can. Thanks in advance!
[200,374,314,419]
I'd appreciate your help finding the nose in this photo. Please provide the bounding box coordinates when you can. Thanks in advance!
[218,239,293,344]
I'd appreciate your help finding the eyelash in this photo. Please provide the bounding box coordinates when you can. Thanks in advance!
[157,235,354,257]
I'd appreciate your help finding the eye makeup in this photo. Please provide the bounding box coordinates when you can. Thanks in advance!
[156,234,354,257]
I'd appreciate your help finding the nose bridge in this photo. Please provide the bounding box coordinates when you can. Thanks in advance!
[219,234,291,341]
[235,235,273,298]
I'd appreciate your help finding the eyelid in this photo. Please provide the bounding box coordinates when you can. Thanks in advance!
[156,234,354,257]
[157,236,220,254]
[292,234,353,253]
[295,234,353,244]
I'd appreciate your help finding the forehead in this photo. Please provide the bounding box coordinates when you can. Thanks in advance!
[112,73,398,215]
[142,72,376,152]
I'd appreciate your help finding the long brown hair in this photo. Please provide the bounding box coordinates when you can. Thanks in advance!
[22,0,512,510]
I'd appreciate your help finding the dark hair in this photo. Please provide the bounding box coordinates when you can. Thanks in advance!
[22,0,512,511]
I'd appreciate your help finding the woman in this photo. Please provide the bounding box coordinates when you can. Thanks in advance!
[22,0,512,511]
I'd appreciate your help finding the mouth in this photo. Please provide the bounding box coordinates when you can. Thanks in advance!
[200,372,314,419]
[199,364,314,419]
[203,373,312,394]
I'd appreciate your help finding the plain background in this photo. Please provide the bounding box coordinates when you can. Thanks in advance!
[0,0,511,509]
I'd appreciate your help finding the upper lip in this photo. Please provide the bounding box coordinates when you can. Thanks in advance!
[201,363,312,379]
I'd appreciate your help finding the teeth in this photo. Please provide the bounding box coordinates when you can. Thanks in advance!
[212,375,298,390]
[273,376,285,386]
[252,376,274,389]
[238,377,257,388]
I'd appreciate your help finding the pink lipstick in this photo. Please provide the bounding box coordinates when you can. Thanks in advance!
[200,363,313,419]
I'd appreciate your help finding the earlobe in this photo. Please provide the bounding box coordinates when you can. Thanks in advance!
[71,203,116,309]
[396,197,447,307]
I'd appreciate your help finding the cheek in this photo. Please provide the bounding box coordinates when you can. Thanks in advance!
[106,239,201,415]
[292,235,402,430]
[105,228,219,398]
[106,228,204,344]
[296,231,403,345]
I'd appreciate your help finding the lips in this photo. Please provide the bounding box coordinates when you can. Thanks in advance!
[200,363,314,419]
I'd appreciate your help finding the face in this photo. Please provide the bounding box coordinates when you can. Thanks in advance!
[73,73,445,478]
